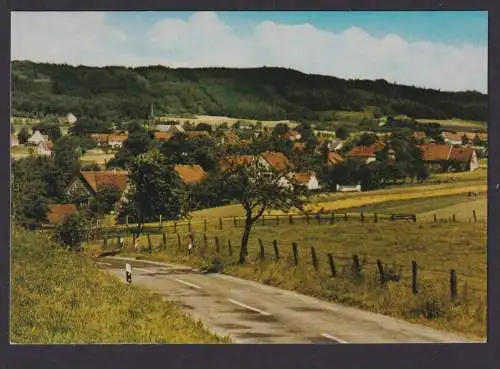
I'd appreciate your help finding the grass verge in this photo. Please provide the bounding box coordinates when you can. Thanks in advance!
[11,226,229,344]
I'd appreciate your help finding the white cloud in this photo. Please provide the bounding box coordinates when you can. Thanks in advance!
[11,11,487,93]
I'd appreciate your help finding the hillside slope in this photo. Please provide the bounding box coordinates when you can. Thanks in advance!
[11,60,486,123]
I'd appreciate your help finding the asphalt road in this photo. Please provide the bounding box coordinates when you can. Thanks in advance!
[98,256,476,344]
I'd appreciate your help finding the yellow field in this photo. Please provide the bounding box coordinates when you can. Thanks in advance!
[158,115,298,128]
[419,198,487,221]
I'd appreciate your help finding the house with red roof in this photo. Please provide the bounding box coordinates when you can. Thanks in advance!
[45,204,78,225]
[346,142,385,164]
[419,143,479,172]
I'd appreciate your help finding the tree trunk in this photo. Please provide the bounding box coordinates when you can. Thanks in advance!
[239,218,253,264]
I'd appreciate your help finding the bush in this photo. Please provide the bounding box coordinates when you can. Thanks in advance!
[55,212,90,250]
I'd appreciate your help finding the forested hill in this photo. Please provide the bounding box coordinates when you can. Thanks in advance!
[11,60,487,122]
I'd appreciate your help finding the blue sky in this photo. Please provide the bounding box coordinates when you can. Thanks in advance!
[11,11,488,92]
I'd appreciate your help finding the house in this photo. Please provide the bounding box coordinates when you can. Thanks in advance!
[90,133,128,148]
[27,130,49,146]
[46,204,78,225]
[156,124,185,134]
[292,172,321,190]
[65,170,129,206]
[36,141,53,156]
[346,142,385,164]
[442,132,464,145]
[219,155,255,172]
[11,134,19,147]
[174,164,207,185]
[218,130,243,146]
[413,131,426,140]
[259,151,294,171]
[58,113,78,125]
[327,152,344,166]
[418,143,480,172]
[283,130,302,141]
[336,184,362,192]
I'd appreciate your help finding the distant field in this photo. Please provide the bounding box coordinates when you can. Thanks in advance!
[10,145,32,159]
[416,118,486,131]
[81,149,116,165]
[158,114,298,128]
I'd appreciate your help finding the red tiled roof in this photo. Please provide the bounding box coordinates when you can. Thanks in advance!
[327,152,344,165]
[154,132,173,141]
[174,165,207,185]
[80,170,129,193]
[46,204,78,225]
[418,144,453,161]
[219,155,255,171]
[261,151,294,171]
[347,142,385,158]
[90,133,128,143]
[293,172,314,184]
[450,147,476,162]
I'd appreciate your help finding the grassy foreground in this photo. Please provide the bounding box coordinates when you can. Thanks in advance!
[11,226,229,344]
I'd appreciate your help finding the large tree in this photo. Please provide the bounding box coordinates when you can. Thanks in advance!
[32,122,62,142]
[17,126,31,144]
[118,149,189,234]
[222,160,307,264]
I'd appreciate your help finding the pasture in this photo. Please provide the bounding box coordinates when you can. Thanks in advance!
[81,148,117,166]
[416,118,486,131]
[11,226,228,344]
[158,114,299,128]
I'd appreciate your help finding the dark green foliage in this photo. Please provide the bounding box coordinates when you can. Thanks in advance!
[89,185,122,215]
[160,133,219,172]
[70,116,113,136]
[118,149,189,228]
[12,61,486,123]
[17,126,31,144]
[335,127,349,140]
[189,172,232,211]
[54,212,90,250]
[32,122,61,142]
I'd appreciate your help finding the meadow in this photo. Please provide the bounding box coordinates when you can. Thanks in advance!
[11,226,229,344]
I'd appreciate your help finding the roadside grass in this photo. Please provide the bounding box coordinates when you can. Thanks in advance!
[11,226,229,344]
[100,219,486,339]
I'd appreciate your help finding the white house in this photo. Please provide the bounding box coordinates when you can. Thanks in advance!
[336,184,362,192]
[293,172,321,190]
[27,130,49,146]
[67,113,77,124]
[36,141,53,156]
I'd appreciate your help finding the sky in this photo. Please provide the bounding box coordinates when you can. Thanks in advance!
[11,11,488,93]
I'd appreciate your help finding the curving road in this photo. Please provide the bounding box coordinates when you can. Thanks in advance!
[98,256,477,344]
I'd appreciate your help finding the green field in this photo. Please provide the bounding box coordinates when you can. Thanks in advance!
[11,226,229,344]
[416,118,486,131]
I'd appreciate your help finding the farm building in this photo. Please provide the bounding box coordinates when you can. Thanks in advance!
[90,133,128,148]
[173,164,207,185]
[346,142,385,164]
[58,113,78,125]
[45,204,78,225]
[156,124,185,134]
[259,151,294,171]
[282,130,302,141]
[327,152,344,166]
[36,141,53,157]
[419,144,480,172]
[217,130,243,146]
[27,130,49,146]
[65,170,129,207]
[153,132,174,142]
[292,172,321,190]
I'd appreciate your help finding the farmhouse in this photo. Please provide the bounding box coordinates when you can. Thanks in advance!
[174,164,207,185]
[36,141,53,157]
[27,130,49,146]
[45,204,78,225]
[65,170,129,206]
[419,143,480,172]
[154,132,174,142]
[282,130,302,141]
[58,113,78,125]
[217,130,242,146]
[90,133,128,148]
[346,142,385,164]
[156,124,185,134]
[292,172,321,190]
[259,151,294,171]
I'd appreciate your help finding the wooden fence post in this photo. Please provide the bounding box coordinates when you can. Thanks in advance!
[305,214,309,224]
[259,239,265,261]
[289,215,293,225]
[103,237,107,249]
[162,232,167,249]
[473,210,477,223]
[327,254,336,277]
[215,236,220,253]
[433,214,437,223]
[147,234,152,252]
[159,214,162,230]
[412,261,418,295]
[228,240,233,256]
[204,218,207,232]
[450,269,458,302]
[311,247,318,270]
[219,217,223,230]
[177,233,181,250]
[330,212,334,224]
[352,254,361,276]
[452,214,456,223]
[132,234,136,248]
[374,213,378,223]
[233,217,237,227]
[273,240,279,260]
[360,212,364,222]
[344,213,348,222]
[116,236,120,248]
[316,214,321,224]
[188,221,192,232]
[276,215,279,226]
[125,215,129,235]
[376,259,385,285]
[203,233,207,249]
[174,222,177,233]
[292,243,299,265]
